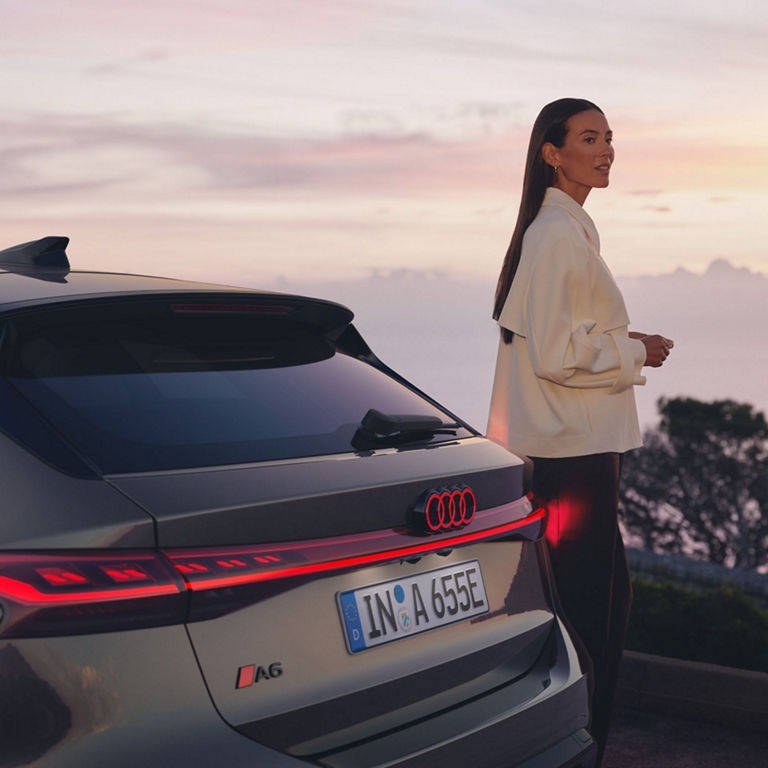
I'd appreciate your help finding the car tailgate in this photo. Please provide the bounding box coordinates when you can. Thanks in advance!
[107,438,556,762]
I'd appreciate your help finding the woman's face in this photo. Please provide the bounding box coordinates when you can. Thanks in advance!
[544,110,614,205]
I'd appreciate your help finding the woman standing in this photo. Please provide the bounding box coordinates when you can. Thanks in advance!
[487,98,672,765]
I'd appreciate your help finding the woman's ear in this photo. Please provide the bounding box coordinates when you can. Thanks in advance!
[541,142,559,169]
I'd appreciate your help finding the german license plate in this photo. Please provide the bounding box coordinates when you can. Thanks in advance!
[337,560,488,653]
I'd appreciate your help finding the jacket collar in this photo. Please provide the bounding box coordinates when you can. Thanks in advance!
[542,186,600,250]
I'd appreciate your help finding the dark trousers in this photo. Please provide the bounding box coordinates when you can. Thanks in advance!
[531,453,632,767]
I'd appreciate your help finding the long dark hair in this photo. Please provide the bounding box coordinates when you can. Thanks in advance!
[493,98,603,341]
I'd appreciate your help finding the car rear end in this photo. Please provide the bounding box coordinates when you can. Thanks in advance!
[0,273,594,767]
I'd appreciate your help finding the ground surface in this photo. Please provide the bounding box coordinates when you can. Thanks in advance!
[603,707,768,767]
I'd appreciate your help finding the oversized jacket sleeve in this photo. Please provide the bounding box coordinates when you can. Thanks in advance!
[524,226,646,394]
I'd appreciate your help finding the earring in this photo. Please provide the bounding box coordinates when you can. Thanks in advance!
[553,165,559,174]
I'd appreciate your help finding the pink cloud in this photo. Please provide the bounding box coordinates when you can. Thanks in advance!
[0,114,522,200]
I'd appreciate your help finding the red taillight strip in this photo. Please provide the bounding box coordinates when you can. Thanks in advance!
[0,500,544,611]
[165,502,545,592]
[0,575,181,605]
[0,552,185,607]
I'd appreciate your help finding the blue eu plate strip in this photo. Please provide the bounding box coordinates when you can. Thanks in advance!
[339,591,366,651]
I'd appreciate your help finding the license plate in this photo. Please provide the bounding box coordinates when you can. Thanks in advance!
[337,560,488,653]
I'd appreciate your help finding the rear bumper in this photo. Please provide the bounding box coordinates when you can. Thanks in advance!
[313,617,592,768]
[7,611,590,768]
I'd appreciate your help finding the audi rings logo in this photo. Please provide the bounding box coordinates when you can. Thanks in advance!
[411,485,477,534]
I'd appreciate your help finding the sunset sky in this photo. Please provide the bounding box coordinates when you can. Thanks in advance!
[4,0,768,286]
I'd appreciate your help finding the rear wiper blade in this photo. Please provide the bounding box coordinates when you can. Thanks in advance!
[352,408,460,449]
[360,408,460,436]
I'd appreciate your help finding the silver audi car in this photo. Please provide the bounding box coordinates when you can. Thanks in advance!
[0,237,594,768]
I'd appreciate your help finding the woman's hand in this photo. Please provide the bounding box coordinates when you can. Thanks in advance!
[637,334,674,367]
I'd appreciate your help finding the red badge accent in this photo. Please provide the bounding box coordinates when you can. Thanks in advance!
[412,485,476,534]
[236,665,256,689]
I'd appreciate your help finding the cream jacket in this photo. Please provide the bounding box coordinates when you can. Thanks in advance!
[487,187,646,458]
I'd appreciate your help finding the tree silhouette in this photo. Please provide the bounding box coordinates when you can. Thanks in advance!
[620,397,768,570]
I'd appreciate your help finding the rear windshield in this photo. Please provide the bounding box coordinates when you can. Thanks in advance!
[0,299,469,474]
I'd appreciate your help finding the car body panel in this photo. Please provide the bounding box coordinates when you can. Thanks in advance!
[0,270,255,310]
[0,628,302,768]
[107,438,523,546]
[0,432,155,550]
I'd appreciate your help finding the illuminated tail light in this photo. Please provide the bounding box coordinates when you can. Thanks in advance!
[0,499,544,637]
[0,552,187,638]
[166,503,544,593]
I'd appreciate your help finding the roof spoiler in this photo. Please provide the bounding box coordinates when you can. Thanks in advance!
[0,236,71,282]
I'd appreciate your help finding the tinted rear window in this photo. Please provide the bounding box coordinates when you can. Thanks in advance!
[1,300,469,473]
